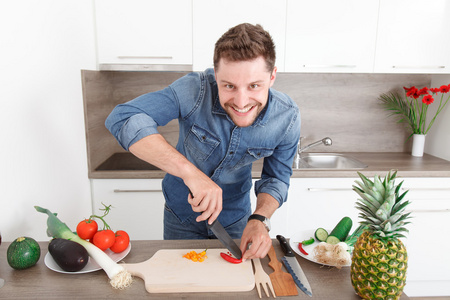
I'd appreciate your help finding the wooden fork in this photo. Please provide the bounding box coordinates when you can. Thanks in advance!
[252,258,276,298]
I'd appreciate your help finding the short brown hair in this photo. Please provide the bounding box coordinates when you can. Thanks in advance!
[213,23,276,72]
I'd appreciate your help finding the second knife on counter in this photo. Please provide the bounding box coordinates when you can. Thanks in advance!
[276,235,313,297]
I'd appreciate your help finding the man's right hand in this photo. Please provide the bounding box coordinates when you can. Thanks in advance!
[129,134,223,224]
[186,177,223,224]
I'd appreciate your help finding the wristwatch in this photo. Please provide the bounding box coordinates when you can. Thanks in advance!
[248,214,271,232]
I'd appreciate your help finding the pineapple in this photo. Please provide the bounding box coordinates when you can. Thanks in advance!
[351,170,411,300]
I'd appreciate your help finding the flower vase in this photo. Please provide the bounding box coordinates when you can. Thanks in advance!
[411,134,426,157]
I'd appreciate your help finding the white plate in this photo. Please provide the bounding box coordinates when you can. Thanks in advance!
[289,230,351,267]
[44,243,131,274]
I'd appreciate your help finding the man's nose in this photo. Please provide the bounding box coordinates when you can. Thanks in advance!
[234,89,249,108]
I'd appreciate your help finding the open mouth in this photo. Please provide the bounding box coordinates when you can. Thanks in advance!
[232,105,255,114]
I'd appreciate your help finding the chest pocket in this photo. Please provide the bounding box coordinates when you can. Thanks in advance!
[234,147,274,169]
[184,124,220,161]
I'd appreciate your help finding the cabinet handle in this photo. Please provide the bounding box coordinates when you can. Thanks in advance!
[401,188,450,191]
[113,189,162,193]
[407,209,450,213]
[307,188,350,192]
[117,56,173,60]
[302,64,356,68]
[392,65,445,69]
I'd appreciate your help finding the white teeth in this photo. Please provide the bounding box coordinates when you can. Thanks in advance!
[234,106,252,113]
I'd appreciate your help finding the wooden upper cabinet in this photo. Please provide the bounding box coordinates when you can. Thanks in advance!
[374,0,450,74]
[285,0,379,73]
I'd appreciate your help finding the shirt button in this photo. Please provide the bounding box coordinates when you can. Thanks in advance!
[229,151,234,155]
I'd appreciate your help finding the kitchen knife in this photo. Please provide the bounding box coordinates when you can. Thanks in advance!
[276,235,313,297]
[188,188,242,260]
[207,219,242,260]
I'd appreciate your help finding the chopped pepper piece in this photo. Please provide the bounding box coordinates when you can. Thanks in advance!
[183,249,208,262]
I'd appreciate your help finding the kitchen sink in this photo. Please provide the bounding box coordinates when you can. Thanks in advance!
[293,153,368,170]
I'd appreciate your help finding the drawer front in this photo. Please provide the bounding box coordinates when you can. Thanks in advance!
[91,179,164,240]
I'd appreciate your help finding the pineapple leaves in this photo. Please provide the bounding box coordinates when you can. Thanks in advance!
[352,170,411,242]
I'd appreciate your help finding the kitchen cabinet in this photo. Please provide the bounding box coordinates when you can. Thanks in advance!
[192,0,287,72]
[285,178,360,237]
[94,0,192,71]
[91,179,165,240]
[285,0,379,73]
[400,177,450,297]
[92,0,450,74]
[374,0,450,74]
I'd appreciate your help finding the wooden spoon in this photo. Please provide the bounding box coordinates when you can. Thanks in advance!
[267,245,298,296]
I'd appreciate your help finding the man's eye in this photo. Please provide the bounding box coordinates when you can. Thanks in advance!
[250,84,259,89]
[225,84,234,89]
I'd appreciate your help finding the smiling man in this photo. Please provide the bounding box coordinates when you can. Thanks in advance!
[106,23,300,260]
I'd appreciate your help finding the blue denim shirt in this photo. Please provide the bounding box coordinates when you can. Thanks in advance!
[106,68,301,227]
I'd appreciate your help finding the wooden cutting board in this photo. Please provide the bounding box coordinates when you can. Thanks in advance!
[122,249,255,293]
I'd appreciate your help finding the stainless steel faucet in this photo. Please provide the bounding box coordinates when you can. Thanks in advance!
[298,137,332,153]
[293,137,332,169]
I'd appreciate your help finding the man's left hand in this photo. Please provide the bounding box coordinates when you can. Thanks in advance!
[239,220,272,261]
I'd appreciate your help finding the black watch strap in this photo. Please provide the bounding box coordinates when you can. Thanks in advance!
[248,214,266,222]
[248,214,270,231]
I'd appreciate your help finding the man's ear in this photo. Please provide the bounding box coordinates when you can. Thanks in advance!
[269,67,277,87]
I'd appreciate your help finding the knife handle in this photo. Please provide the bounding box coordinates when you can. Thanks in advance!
[276,235,295,257]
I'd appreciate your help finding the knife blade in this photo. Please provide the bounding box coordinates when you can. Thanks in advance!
[188,188,242,260]
[207,219,242,259]
[276,235,313,297]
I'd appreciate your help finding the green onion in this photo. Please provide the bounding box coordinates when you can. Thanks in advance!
[35,206,132,289]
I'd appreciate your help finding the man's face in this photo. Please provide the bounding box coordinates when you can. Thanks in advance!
[215,56,277,127]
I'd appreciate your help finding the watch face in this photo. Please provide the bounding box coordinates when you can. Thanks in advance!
[263,219,271,231]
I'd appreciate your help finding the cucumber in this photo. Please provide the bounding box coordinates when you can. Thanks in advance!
[328,216,353,242]
[314,228,328,242]
[326,236,340,245]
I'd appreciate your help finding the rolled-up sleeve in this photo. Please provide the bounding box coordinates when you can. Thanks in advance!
[254,177,289,207]
[105,72,202,151]
[254,105,301,207]
[116,113,159,150]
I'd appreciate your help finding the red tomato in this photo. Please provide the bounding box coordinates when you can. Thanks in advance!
[76,219,98,240]
[93,230,115,251]
[110,230,130,253]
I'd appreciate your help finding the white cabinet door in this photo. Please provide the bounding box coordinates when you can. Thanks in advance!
[91,179,165,240]
[286,178,360,237]
[95,0,192,69]
[374,0,450,74]
[285,0,379,73]
[192,0,287,72]
[400,178,450,297]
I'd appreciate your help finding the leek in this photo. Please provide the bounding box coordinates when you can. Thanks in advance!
[35,206,132,289]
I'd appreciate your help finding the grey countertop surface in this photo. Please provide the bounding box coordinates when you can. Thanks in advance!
[0,239,411,299]
[89,152,450,179]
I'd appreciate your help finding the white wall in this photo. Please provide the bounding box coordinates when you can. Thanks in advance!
[426,75,450,160]
[0,1,96,242]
